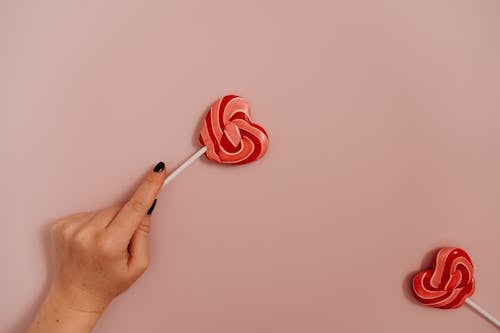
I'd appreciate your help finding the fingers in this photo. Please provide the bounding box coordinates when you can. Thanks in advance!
[88,206,121,229]
[106,162,166,245]
[128,215,151,274]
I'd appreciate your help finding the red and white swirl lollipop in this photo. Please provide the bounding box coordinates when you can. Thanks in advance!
[412,247,499,328]
[162,95,269,186]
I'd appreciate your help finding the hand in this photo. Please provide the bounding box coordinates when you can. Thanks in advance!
[29,162,167,333]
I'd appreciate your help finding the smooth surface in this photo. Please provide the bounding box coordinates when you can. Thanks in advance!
[1,1,499,332]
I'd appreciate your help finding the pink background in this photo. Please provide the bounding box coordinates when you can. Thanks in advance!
[2,1,499,332]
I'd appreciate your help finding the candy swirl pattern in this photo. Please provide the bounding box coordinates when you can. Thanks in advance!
[199,95,269,164]
[412,247,475,309]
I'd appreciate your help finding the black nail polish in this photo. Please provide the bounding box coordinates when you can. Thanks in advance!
[147,199,157,215]
[153,162,165,172]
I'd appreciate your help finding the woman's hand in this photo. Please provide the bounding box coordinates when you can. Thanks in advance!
[29,162,167,333]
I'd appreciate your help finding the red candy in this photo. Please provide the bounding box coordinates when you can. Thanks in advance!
[199,95,269,165]
[412,247,475,309]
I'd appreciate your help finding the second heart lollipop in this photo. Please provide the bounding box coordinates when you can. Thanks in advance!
[412,247,499,328]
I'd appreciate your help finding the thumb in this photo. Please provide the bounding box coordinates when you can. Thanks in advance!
[128,215,151,274]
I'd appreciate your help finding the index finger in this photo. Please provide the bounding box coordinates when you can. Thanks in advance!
[107,162,167,244]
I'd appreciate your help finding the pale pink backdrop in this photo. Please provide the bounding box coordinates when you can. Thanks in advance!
[1,1,499,332]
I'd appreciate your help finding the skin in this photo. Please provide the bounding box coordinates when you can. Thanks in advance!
[28,163,167,333]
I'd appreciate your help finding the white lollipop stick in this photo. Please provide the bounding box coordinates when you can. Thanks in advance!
[465,298,500,328]
[162,146,208,188]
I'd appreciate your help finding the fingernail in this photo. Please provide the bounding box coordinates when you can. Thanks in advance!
[153,162,165,172]
[147,199,157,215]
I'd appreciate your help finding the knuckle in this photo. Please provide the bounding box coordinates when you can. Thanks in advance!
[127,198,149,213]
[72,230,90,248]
[50,220,63,235]
[60,224,74,240]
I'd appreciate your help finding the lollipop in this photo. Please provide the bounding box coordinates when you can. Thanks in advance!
[412,247,499,328]
[162,95,269,186]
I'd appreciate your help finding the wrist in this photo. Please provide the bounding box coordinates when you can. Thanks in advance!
[28,285,106,333]
[48,282,111,315]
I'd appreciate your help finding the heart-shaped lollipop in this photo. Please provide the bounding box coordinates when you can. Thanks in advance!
[411,247,499,328]
[162,95,269,187]
[413,247,475,309]
[199,95,268,165]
